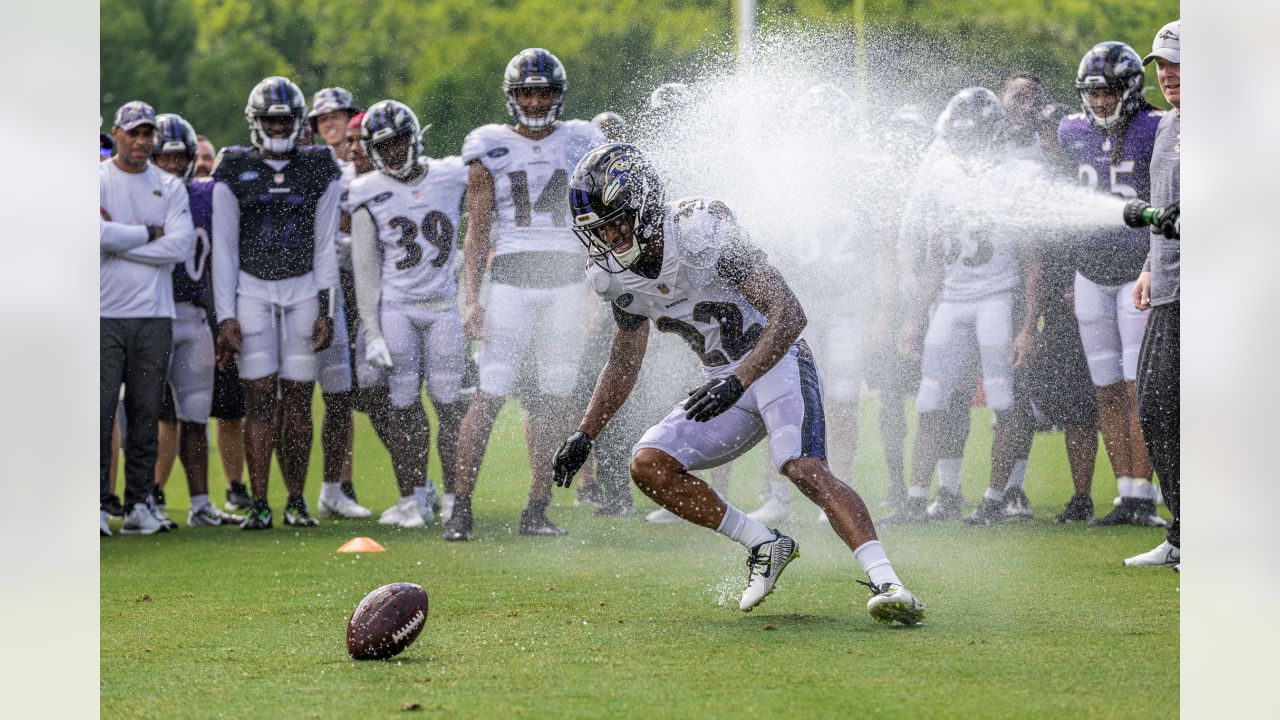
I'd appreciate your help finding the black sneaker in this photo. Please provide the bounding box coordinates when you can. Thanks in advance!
[926,488,966,520]
[102,495,126,518]
[963,497,1007,526]
[442,500,472,542]
[1132,498,1168,527]
[226,483,253,512]
[1003,487,1033,520]
[519,506,569,537]
[1055,493,1095,524]
[284,500,320,527]
[880,495,928,525]
[1094,497,1140,526]
[153,488,167,511]
[240,500,273,530]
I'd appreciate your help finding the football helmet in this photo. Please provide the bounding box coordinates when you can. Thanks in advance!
[151,113,198,181]
[1075,42,1145,130]
[648,82,690,112]
[569,143,665,273]
[591,111,625,142]
[935,87,1007,159]
[307,87,362,131]
[245,76,307,153]
[502,48,567,130]
[360,100,422,179]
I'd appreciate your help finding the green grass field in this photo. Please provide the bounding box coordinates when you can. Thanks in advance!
[101,397,1178,719]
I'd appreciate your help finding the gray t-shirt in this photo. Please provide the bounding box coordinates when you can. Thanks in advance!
[1144,110,1180,305]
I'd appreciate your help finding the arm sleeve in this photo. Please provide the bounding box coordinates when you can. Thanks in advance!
[117,184,195,266]
[351,207,384,343]
[312,179,341,292]
[99,219,149,253]
[212,181,241,322]
[611,303,648,331]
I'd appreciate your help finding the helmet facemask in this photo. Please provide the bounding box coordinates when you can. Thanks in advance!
[1078,82,1140,130]
[506,86,564,130]
[368,130,421,179]
[250,112,303,154]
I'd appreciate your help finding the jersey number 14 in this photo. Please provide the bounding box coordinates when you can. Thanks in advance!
[507,169,568,226]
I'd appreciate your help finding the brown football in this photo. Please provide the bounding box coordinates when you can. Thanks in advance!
[346,582,429,660]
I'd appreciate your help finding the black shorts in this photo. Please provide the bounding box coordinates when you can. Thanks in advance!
[1028,314,1098,426]
[210,359,246,420]
[160,384,177,423]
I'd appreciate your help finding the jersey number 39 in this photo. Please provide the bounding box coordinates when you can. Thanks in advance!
[389,211,454,270]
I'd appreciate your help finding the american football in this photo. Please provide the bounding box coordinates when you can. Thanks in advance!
[347,582,429,660]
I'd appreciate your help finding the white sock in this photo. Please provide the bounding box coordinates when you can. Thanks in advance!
[1117,476,1136,498]
[1006,459,1028,490]
[322,481,341,498]
[908,485,928,499]
[190,494,209,510]
[717,505,776,549]
[1132,478,1154,499]
[937,458,962,492]
[854,540,903,587]
[984,487,1006,502]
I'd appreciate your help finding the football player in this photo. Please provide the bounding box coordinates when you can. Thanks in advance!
[1059,42,1165,526]
[552,144,924,624]
[891,88,1043,526]
[348,100,469,528]
[212,76,342,529]
[150,113,245,526]
[444,48,606,541]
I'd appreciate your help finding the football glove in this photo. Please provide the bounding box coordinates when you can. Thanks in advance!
[684,375,745,422]
[1156,201,1179,240]
[552,431,593,488]
[365,337,394,369]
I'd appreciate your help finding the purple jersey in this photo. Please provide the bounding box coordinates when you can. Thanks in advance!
[1059,108,1163,285]
[172,177,213,309]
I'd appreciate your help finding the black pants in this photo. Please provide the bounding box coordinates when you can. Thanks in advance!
[1136,301,1179,547]
[101,317,173,510]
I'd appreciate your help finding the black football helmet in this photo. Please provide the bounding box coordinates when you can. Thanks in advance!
[152,113,198,181]
[502,48,567,129]
[1075,42,1145,130]
[935,87,1007,159]
[245,76,307,153]
[361,100,422,179]
[307,87,362,131]
[569,143,666,273]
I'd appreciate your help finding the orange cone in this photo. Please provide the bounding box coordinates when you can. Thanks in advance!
[336,537,386,553]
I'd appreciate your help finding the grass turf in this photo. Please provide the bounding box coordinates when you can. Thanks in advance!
[101,398,1178,719]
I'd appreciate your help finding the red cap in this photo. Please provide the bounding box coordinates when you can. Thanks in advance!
[348,112,365,129]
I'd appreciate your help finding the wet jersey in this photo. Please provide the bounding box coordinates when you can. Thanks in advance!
[586,197,773,379]
[461,120,604,256]
[171,177,214,309]
[1059,108,1163,285]
[348,156,468,306]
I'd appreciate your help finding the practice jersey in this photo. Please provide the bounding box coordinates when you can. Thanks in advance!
[587,197,773,379]
[461,120,604,256]
[171,177,214,310]
[1059,109,1163,286]
[348,156,468,306]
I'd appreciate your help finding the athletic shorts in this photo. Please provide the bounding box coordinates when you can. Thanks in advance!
[1074,273,1148,387]
[235,294,320,383]
[316,292,353,395]
[477,282,587,398]
[1028,306,1098,425]
[380,300,465,408]
[917,292,1018,413]
[167,302,215,422]
[633,340,827,475]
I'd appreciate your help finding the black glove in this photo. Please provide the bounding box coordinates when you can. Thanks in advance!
[684,375,745,422]
[552,431,593,488]
[1156,201,1179,240]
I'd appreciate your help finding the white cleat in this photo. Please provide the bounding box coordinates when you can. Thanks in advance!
[381,497,425,528]
[318,492,372,519]
[1123,540,1180,568]
[121,503,166,535]
[100,511,112,537]
[863,582,925,625]
[188,504,246,527]
[417,496,436,526]
[645,507,683,524]
[441,493,456,523]
[747,497,793,525]
[740,531,799,612]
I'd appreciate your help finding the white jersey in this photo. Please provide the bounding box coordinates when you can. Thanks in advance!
[461,120,604,256]
[335,160,358,271]
[901,151,1037,303]
[587,197,772,379]
[348,157,467,307]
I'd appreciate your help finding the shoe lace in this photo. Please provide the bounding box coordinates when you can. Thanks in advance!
[746,544,773,582]
[857,579,889,596]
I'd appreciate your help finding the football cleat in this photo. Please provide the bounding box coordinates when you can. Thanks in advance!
[284,501,320,528]
[963,497,1007,526]
[861,581,926,626]
[379,497,425,529]
[1055,493,1095,524]
[121,503,166,535]
[519,507,568,537]
[1133,499,1168,527]
[441,493,456,523]
[740,530,799,612]
[1123,540,1179,567]
[102,495,126,518]
[926,488,966,520]
[318,491,372,519]
[100,511,112,537]
[880,495,928,525]
[1003,487,1034,519]
[226,482,254,512]
[188,504,245,527]
[340,482,359,503]
[147,496,179,531]
[645,507,683,524]
[747,496,793,525]
[239,500,273,530]
[442,502,472,542]
[153,488,167,511]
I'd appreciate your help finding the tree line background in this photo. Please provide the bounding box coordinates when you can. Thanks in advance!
[102,0,1175,155]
